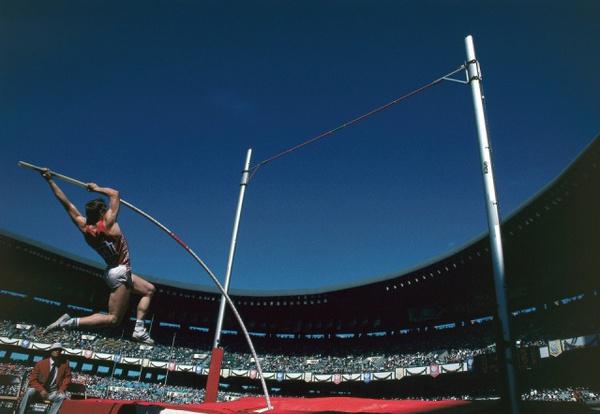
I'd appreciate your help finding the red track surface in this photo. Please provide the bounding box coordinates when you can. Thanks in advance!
[61,397,473,414]
[190,397,472,413]
[60,397,593,414]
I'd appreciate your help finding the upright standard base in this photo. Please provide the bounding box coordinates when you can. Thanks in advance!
[204,347,225,403]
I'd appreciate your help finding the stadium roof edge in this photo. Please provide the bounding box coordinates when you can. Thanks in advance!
[0,227,104,270]
[3,133,598,297]
[135,131,600,296]
[223,132,600,296]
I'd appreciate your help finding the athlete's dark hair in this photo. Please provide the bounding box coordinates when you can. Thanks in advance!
[85,198,107,225]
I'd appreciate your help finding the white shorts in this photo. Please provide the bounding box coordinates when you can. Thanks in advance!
[104,265,132,290]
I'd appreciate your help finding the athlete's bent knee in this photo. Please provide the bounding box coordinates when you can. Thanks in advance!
[107,314,122,326]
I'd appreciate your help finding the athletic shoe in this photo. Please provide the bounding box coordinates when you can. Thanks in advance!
[43,313,71,334]
[132,328,155,345]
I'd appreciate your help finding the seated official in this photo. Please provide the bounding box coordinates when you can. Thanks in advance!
[17,342,71,414]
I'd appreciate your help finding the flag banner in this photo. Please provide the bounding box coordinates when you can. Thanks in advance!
[81,334,96,340]
[112,354,122,363]
[94,353,114,361]
[149,361,168,369]
[467,357,474,371]
[342,374,361,382]
[539,346,549,358]
[122,357,141,364]
[276,372,285,382]
[194,365,204,375]
[16,324,32,330]
[441,363,463,373]
[313,374,333,383]
[63,348,82,356]
[221,369,230,378]
[0,337,19,345]
[139,344,153,351]
[373,372,393,381]
[333,374,342,384]
[142,359,151,368]
[548,339,563,357]
[304,372,313,382]
[305,359,320,365]
[249,369,258,380]
[406,366,428,376]
[168,362,177,372]
[285,373,303,381]
[395,368,405,380]
[177,364,193,372]
[230,370,248,377]
[30,342,50,350]
[429,364,440,378]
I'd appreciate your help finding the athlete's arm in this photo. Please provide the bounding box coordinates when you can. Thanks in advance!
[87,183,120,229]
[42,170,86,231]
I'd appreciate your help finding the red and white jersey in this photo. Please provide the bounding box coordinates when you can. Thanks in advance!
[83,220,131,268]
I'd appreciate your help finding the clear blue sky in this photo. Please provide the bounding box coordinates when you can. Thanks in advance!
[1,1,598,292]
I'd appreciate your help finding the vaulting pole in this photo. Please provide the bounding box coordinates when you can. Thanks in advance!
[465,35,520,414]
[17,160,273,410]
[163,332,177,388]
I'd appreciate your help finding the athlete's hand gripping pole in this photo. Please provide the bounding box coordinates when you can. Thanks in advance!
[18,161,88,189]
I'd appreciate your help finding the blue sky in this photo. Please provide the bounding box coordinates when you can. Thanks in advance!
[1,0,598,292]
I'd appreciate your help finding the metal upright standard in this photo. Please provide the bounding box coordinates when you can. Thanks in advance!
[213,149,253,348]
[465,35,520,414]
[205,149,253,402]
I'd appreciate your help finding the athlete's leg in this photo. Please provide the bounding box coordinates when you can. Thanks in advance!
[131,274,156,320]
[131,274,156,344]
[44,285,131,333]
[77,284,131,327]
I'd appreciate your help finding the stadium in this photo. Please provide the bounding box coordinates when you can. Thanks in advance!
[1,131,599,413]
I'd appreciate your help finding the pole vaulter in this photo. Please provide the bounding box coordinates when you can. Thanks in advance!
[17,161,273,411]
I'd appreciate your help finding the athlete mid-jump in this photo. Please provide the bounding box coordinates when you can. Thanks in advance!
[41,169,156,344]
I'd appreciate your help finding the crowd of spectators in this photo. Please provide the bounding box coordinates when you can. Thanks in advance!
[522,387,600,402]
[2,313,597,376]
[0,363,251,404]
[0,363,27,399]
[2,361,599,404]
[1,320,496,374]
[71,373,206,403]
